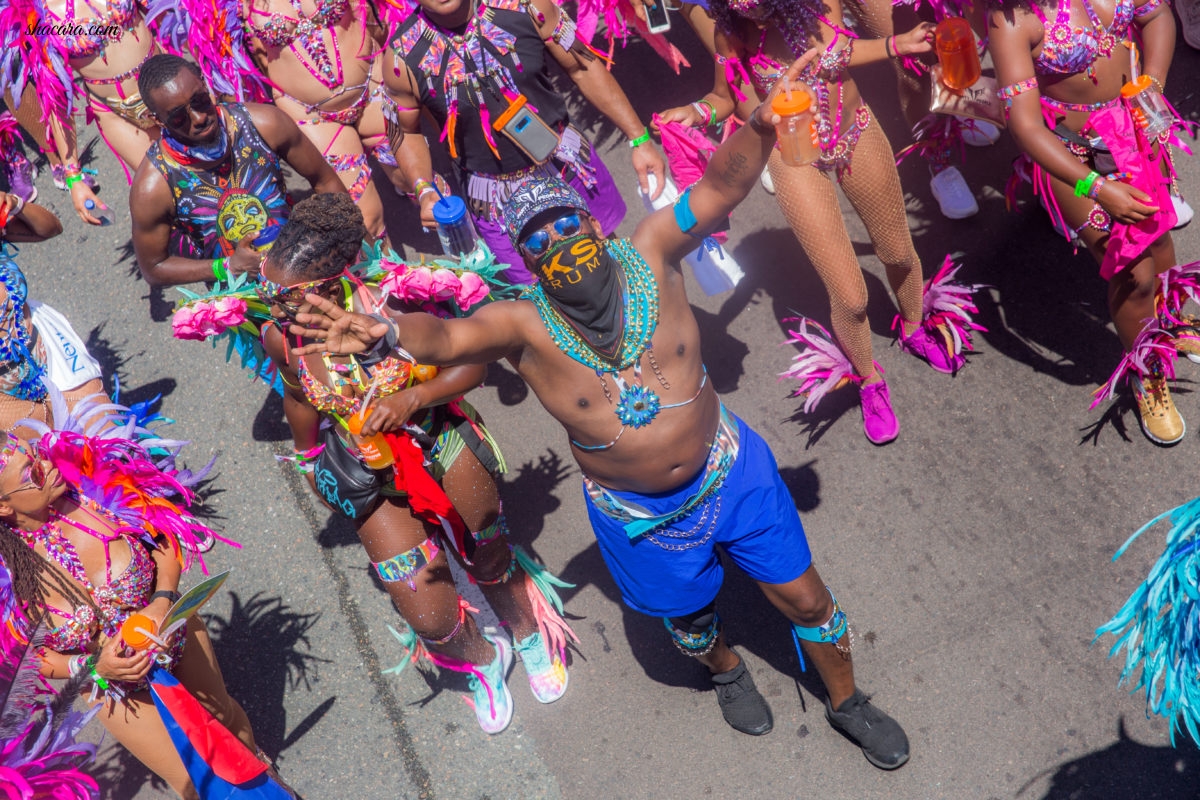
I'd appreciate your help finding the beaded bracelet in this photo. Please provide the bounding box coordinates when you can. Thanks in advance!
[1148,75,1165,94]
[628,127,652,148]
[212,257,228,282]
[1074,171,1100,198]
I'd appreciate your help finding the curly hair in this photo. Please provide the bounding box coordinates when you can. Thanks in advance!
[267,194,367,282]
[137,56,204,114]
[707,0,830,60]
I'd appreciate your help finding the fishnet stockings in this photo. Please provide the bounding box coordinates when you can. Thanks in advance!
[768,112,924,378]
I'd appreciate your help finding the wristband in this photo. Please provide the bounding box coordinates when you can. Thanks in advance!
[1087,176,1106,200]
[1074,171,1100,198]
[748,106,774,136]
[90,667,110,692]
[150,590,182,604]
[412,178,434,196]
[64,172,83,190]
[885,36,896,58]
[212,257,228,282]
[699,99,717,125]
[628,128,652,148]
[690,101,707,125]
[10,196,24,218]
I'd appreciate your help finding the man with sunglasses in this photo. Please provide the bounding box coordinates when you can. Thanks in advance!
[286,53,911,771]
[129,55,347,288]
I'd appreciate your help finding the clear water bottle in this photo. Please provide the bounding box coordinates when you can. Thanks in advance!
[432,195,479,257]
[1121,76,1173,139]
[84,198,112,226]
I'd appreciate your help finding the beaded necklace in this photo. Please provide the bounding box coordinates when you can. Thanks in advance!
[525,240,677,433]
[396,0,529,160]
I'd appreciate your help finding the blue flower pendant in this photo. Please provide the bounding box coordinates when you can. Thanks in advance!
[615,383,662,428]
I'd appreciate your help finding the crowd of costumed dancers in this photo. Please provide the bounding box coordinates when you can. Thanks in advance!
[0,0,1199,792]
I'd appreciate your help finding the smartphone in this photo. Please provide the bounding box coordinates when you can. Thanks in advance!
[644,0,671,34]
[493,95,560,164]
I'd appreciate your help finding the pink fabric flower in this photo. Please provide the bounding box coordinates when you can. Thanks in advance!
[393,267,435,302]
[210,296,248,329]
[429,268,462,301]
[454,271,490,309]
[172,305,210,341]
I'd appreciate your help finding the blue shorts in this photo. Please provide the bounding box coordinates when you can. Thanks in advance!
[584,414,813,617]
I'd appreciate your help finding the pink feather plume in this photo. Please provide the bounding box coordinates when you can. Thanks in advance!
[779,317,861,413]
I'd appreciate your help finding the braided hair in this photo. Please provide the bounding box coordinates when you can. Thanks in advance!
[707,0,831,60]
[268,194,367,282]
[0,523,98,644]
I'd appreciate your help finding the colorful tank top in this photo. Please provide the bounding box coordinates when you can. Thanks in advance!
[145,104,291,259]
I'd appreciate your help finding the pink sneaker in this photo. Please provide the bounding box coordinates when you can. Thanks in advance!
[860,379,899,444]
[898,322,965,375]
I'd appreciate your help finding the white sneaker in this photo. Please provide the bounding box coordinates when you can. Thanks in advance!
[956,117,1001,147]
[929,166,979,219]
[760,167,775,195]
[1172,194,1194,229]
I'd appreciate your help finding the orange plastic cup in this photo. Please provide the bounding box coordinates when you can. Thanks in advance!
[935,18,981,92]
[120,613,158,650]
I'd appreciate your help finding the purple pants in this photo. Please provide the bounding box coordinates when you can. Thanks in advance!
[472,151,627,285]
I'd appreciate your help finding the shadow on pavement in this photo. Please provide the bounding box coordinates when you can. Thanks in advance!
[90,592,326,798]
[1017,717,1200,800]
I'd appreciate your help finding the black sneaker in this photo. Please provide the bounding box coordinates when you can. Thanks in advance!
[712,660,773,735]
[824,689,910,769]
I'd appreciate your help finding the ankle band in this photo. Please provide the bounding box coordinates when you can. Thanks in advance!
[418,597,475,646]
[790,587,848,672]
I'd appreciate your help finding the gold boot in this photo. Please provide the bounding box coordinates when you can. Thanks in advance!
[1133,370,1186,445]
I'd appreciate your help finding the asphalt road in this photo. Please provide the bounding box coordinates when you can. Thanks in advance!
[6,16,1200,800]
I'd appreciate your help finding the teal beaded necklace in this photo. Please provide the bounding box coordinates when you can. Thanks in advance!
[524,239,673,431]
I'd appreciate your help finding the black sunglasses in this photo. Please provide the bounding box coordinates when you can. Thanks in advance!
[161,91,217,131]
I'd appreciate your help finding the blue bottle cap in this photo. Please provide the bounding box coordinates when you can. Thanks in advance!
[432,195,467,226]
[253,224,280,249]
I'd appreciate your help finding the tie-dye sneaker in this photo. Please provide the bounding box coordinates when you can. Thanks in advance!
[515,632,569,704]
[466,634,514,735]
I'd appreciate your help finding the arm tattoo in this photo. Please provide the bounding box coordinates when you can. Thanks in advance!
[718,151,749,187]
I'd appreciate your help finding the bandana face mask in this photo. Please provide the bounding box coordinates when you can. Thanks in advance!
[162,105,229,163]
[534,233,625,359]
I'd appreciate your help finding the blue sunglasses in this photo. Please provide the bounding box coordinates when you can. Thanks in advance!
[519,213,583,258]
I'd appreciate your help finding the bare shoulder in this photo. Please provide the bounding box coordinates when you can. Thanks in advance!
[128,161,171,222]
[243,102,297,144]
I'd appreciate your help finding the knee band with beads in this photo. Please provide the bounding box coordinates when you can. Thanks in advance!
[664,604,721,657]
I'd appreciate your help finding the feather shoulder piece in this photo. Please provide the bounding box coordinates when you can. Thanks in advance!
[1096,496,1200,746]
[0,0,79,142]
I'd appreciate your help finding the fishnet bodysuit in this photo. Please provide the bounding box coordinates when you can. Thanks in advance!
[767,115,925,378]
